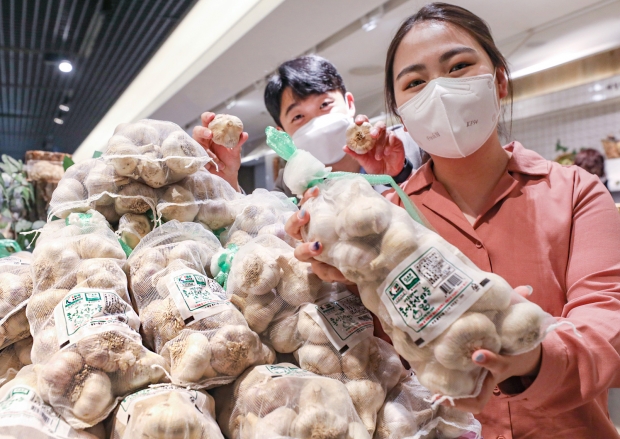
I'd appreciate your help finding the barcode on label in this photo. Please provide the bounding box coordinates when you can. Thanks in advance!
[413,249,455,287]
[439,273,465,295]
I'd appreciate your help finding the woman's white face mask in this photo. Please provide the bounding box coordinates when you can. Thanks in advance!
[291,112,351,165]
[397,72,500,158]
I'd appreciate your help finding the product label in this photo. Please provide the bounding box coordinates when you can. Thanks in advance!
[0,256,30,266]
[0,384,73,437]
[116,385,208,426]
[166,268,233,324]
[303,291,374,354]
[257,364,316,378]
[53,288,140,349]
[378,236,492,347]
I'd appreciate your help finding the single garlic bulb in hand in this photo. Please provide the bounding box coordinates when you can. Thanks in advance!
[208,114,244,149]
[346,122,376,154]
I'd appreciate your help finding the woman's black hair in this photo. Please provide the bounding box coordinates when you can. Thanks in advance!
[384,3,513,133]
[264,55,347,127]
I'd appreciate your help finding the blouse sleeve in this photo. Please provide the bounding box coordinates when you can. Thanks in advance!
[504,170,620,413]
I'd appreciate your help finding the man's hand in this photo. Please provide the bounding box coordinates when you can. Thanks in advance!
[344,115,406,176]
[192,111,248,192]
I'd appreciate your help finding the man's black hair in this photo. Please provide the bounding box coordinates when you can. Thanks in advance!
[264,55,347,128]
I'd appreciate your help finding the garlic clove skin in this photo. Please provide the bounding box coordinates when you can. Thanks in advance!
[335,194,391,240]
[292,405,349,439]
[209,325,264,377]
[159,185,200,222]
[346,122,376,155]
[276,256,322,307]
[71,370,115,425]
[298,378,352,413]
[468,272,512,312]
[161,130,204,176]
[255,406,297,437]
[297,311,330,345]
[296,344,342,376]
[328,240,380,284]
[345,379,385,435]
[76,332,140,373]
[114,181,157,215]
[37,350,85,402]
[169,332,214,383]
[341,338,371,380]
[140,391,202,439]
[105,142,140,177]
[416,361,478,396]
[498,301,547,354]
[241,291,283,334]
[433,312,501,372]
[267,313,303,353]
[208,114,244,149]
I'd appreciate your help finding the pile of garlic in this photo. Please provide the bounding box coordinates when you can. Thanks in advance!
[0,259,33,350]
[293,174,555,399]
[112,384,224,439]
[128,221,274,388]
[0,337,32,387]
[375,372,481,439]
[215,363,371,439]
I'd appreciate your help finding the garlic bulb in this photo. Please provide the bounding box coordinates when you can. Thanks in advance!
[78,234,126,260]
[30,326,59,363]
[114,181,157,215]
[346,122,375,154]
[140,391,202,439]
[208,114,244,149]
[345,379,385,435]
[469,272,512,312]
[76,259,128,301]
[196,200,236,231]
[118,213,152,249]
[161,130,204,176]
[276,256,322,307]
[416,362,478,396]
[292,405,349,439]
[111,349,168,396]
[13,336,33,365]
[209,325,264,376]
[235,205,278,234]
[37,350,85,401]
[329,241,379,283]
[32,241,80,291]
[226,229,253,247]
[341,338,371,380]
[498,301,548,354]
[159,185,200,222]
[71,370,115,425]
[76,332,141,373]
[334,191,391,239]
[296,344,342,376]
[169,332,217,383]
[51,178,88,218]
[347,422,371,439]
[140,297,184,352]
[233,251,281,295]
[433,312,501,372]
[254,406,297,436]
[138,151,168,188]
[267,313,302,353]
[105,142,140,177]
[297,311,329,345]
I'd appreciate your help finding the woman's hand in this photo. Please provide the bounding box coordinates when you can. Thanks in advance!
[444,286,543,414]
[284,188,352,284]
[344,115,406,176]
[192,111,248,191]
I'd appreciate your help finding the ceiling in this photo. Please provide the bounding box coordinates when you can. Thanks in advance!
[0,0,198,160]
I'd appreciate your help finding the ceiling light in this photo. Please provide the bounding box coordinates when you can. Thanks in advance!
[58,61,73,73]
[225,98,237,109]
[59,104,70,112]
[361,6,384,32]
[54,118,64,125]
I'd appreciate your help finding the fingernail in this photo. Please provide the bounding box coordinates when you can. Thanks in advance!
[370,128,378,137]
[475,353,485,363]
[526,285,533,296]
[312,186,319,195]
[312,241,320,251]
[298,209,306,219]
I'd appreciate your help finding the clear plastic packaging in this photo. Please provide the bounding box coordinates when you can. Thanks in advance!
[375,372,481,439]
[214,363,371,439]
[0,258,33,350]
[111,384,224,439]
[127,221,273,388]
[103,119,212,188]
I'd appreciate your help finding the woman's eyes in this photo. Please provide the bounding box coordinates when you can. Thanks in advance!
[291,114,303,123]
[405,79,425,90]
[450,62,471,73]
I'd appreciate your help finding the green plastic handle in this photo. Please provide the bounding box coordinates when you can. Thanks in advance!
[265,127,297,161]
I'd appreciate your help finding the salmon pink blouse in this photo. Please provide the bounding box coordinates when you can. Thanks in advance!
[386,142,620,439]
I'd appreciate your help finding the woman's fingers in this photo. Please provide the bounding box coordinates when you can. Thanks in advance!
[298,186,320,206]
[514,285,533,298]
[293,240,322,262]
[355,114,370,125]
[200,111,216,127]
[285,209,310,241]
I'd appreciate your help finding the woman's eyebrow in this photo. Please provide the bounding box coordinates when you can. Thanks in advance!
[439,46,475,63]
[396,63,426,80]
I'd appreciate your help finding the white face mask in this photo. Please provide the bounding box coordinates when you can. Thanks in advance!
[291,112,350,165]
[397,73,500,158]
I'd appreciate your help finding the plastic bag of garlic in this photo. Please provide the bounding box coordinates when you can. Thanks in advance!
[265,127,565,404]
[48,158,158,225]
[0,366,105,439]
[103,119,213,188]
[0,257,33,350]
[375,372,481,439]
[214,363,372,439]
[26,211,167,428]
[127,220,274,389]
[0,337,32,387]
[111,384,224,439]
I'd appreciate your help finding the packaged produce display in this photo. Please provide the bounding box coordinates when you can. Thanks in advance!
[0,257,33,350]
[215,363,371,439]
[112,384,224,439]
[266,127,562,403]
[375,372,481,439]
[0,337,32,386]
[128,221,274,388]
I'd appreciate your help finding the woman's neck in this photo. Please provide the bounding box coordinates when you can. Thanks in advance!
[431,132,510,223]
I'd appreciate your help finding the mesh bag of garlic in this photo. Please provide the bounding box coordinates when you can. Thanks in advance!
[214,362,372,439]
[111,384,224,439]
[48,158,159,225]
[375,372,481,439]
[219,189,299,248]
[290,289,407,436]
[225,234,325,345]
[116,213,153,250]
[0,337,32,387]
[128,220,274,388]
[0,257,34,350]
[103,119,213,188]
[265,127,564,404]
[26,211,167,428]
[0,365,104,439]
[156,168,241,233]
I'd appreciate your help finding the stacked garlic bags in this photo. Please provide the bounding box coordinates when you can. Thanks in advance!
[128,220,274,388]
[0,366,102,439]
[111,384,224,439]
[214,363,371,439]
[266,127,558,402]
[0,257,33,350]
[26,211,167,428]
[0,337,32,386]
[375,372,481,439]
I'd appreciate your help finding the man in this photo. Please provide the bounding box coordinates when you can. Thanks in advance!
[193,55,426,194]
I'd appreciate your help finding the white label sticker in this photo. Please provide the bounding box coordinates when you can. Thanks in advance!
[257,364,316,378]
[0,384,73,437]
[303,291,374,353]
[53,288,140,349]
[0,256,29,266]
[116,385,208,427]
[378,237,492,347]
[166,268,232,324]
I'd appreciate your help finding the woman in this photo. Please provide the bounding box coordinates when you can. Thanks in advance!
[286,3,620,438]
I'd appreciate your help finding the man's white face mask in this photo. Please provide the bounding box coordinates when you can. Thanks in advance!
[291,112,351,165]
[398,72,500,158]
